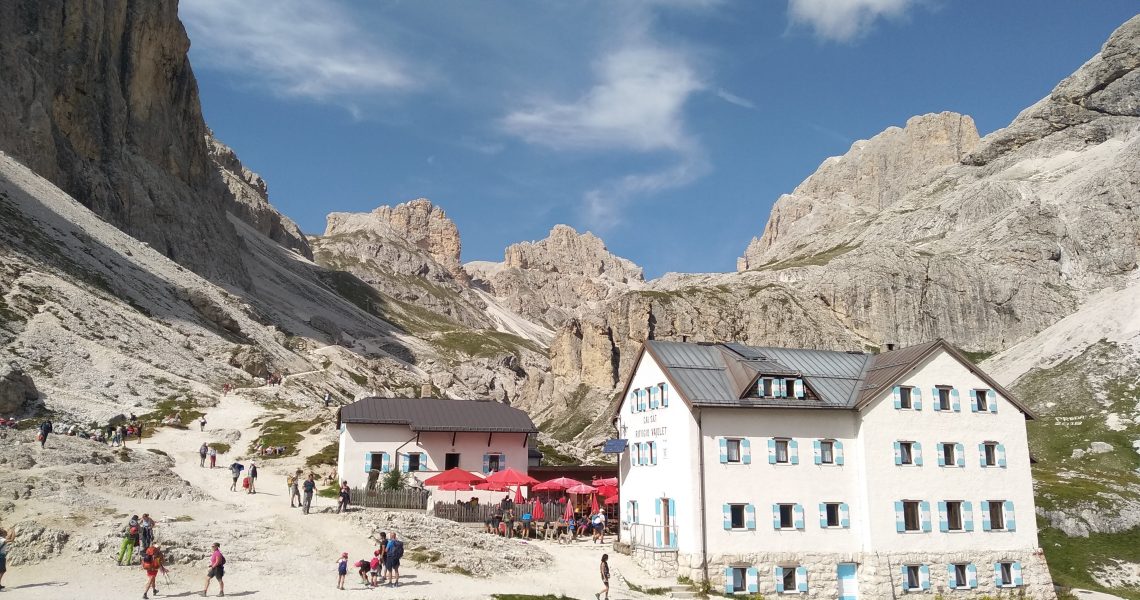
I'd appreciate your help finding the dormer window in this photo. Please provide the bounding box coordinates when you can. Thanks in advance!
[762,378,773,397]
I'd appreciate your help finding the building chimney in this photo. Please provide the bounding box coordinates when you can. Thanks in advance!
[420,383,433,398]
[885,342,897,352]
[681,335,689,343]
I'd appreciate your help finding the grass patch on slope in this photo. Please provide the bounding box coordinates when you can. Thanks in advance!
[434,329,541,359]
[306,442,340,468]
[1040,524,1140,599]
[749,243,859,272]
[249,417,321,458]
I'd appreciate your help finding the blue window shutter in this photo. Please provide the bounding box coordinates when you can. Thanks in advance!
[724,567,734,594]
[722,503,731,530]
[956,443,966,467]
[967,563,978,588]
[835,440,845,465]
[994,563,1003,587]
[790,439,800,465]
[796,567,808,592]
[931,387,940,410]
[419,452,428,470]
[818,502,827,528]
[813,439,822,465]
[650,442,657,466]
[998,444,1008,468]
[794,503,804,529]
[894,501,905,532]
[794,378,805,398]
[963,501,974,531]
[630,392,636,414]
[649,387,657,409]
[914,442,924,466]
[920,500,931,532]
[990,394,999,413]
[920,565,930,590]
[913,387,922,410]
[742,438,751,464]
[892,386,901,409]
[938,501,948,532]
[951,388,961,411]
[1013,562,1023,586]
[937,443,946,467]
[893,441,902,465]
[746,567,759,593]
[381,453,391,473]
[947,564,957,589]
[400,453,409,472]
[774,567,784,593]
[661,383,669,407]
[365,452,373,473]
[768,439,777,464]
[772,504,781,529]
[776,379,787,398]
[981,501,991,531]
[900,566,909,592]
[1005,500,1016,531]
[745,504,756,530]
[840,503,850,528]
[641,443,649,466]
[719,438,728,463]
[978,443,986,467]
[969,389,978,412]
[655,528,663,548]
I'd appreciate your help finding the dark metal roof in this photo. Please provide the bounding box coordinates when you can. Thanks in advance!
[637,339,1034,418]
[337,397,538,433]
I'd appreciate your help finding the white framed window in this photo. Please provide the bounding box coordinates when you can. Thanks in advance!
[774,566,807,593]
[900,564,929,592]
[773,503,803,530]
[730,567,746,593]
[899,386,913,409]
[818,502,849,528]
[630,443,641,467]
[769,438,798,464]
[980,441,1006,467]
[894,441,922,466]
[948,563,978,589]
[820,440,834,464]
[730,504,746,529]
[983,500,1015,531]
[627,500,639,524]
[726,439,742,463]
[776,439,789,463]
[937,387,952,411]
[903,501,920,531]
[895,500,930,533]
[723,503,755,530]
[975,389,989,412]
[762,378,773,397]
[994,561,1023,587]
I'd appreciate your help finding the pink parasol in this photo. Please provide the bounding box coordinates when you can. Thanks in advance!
[485,468,540,487]
[592,477,618,487]
[436,480,472,503]
[423,468,484,487]
[604,495,619,505]
[514,485,525,504]
[566,483,598,495]
[590,494,600,514]
[595,484,618,497]
[532,477,583,491]
[562,496,574,521]
[474,482,506,491]
[532,499,545,520]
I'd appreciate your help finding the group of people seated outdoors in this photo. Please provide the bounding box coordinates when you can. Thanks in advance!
[480,498,612,543]
[254,442,288,456]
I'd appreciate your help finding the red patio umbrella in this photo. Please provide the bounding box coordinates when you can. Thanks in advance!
[514,485,525,504]
[592,477,618,487]
[485,468,539,487]
[532,499,545,520]
[604,495,619,505]
[562,497,574,521]
[590,494,600,514]
[595,484,618,497]
[566,483,598,495]
[532,477,583,491]
[474,482,506,491]
[436,481,473,503]
[423,468,485,487]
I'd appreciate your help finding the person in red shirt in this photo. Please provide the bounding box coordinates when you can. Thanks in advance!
[141,543,165,599]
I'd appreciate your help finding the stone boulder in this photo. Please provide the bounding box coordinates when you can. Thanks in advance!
[0,365,39,414]
[228,345,271,379]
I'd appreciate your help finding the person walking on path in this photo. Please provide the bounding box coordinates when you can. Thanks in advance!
[288,470,302,508]
[302,475,316,514]
[247,463,258,494]
[203,542,225,597]
[141,542,166,599]
[37,419,52,448]
[229,461,245,492]
[384,532,403,587]
[596,553,610,600]
[208,445,217,468]
[118,525,140,566]
[336,481,350,513]
[335,552,348,590]
[199,415,207,431]
[0,528,10,591]
[199,443,209,468]
[139,514,155,551]
[137,421,144,444]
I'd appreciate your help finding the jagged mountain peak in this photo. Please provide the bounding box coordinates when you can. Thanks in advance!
[502,224,644,283]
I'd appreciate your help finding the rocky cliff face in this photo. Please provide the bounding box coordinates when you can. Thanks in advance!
[0,0,249,285]
[206,133,313,259]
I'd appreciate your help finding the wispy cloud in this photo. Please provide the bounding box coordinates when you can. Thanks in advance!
[181,0,422,103]
[582,148,710,228]
[787,0,916,42]
[715,88,756,109]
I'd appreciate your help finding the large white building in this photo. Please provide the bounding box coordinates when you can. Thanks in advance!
[336,397,537,489]
[615,340,1054,599]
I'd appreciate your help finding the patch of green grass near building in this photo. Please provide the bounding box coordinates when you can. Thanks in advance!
[537,442,577,466]
[625,579,670,595]
[250,417,321,458]
[1040,524,1140,599]
[317,483,340,498]
[306,442,339,468]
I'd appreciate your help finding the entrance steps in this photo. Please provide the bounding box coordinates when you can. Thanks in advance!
[669,585,699,599]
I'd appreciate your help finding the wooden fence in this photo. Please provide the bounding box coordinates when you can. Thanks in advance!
[349,488,428,510]
[430,501,579,524]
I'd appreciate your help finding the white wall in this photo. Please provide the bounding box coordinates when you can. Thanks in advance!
[857,349,1039,552]
[616,351,701,553]
[338,422,530,490]
[701,408,861,553]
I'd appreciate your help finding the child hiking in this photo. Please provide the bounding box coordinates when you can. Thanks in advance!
[141,543,166,599]
[336,552,348,590]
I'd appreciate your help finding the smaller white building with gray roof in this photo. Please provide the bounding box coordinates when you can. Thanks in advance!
[614,339,1053,600]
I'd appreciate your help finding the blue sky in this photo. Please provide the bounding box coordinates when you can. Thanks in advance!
[182,1,1138,278]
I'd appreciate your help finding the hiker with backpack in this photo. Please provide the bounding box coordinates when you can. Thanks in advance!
[384,532,404,587]
[141,542,166,599]
[288,470,302,508]
[200,443,209,468]
[335,552,348,590]
[336,480,350,513]
[37,419,52,448]
[208,445,217,468]
[247,462,258,494]
[119,524,140,566]
[203,542,225,597]
[140,514,155,551]
[229,460,245,492]
[199,415,207,431]
[302,474,316,514]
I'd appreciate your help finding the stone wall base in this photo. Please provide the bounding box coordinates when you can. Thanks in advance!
[633,548,1055,599]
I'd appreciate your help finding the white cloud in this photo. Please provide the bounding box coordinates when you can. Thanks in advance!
[715,88,756,109]
[180,0,421,102]
[787,0,916,42]
[501,42,703,153]
[582,148,709,229]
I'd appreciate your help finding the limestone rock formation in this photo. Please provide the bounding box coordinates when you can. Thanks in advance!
[206,134,313,259]
[469,225,645,328]
[0,365,39,414]
[0,0,249,285]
